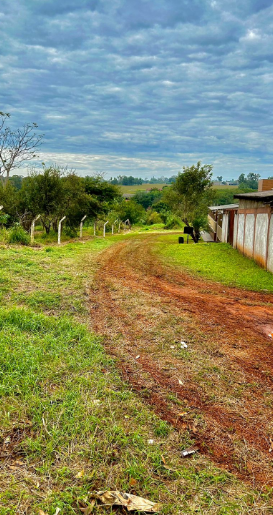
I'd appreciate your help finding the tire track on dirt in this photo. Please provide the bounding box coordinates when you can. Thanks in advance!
[90,235,273,488]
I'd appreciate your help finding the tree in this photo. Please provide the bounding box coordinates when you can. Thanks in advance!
[20,167,64,233]
[165,162,215,242]
[216,175,223,182]
[0,112,43,184]
[238,172,260,190]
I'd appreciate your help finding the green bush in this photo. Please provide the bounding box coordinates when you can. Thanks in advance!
[7,224,30,245]
[146,211,162,225]
[164,215,183,230]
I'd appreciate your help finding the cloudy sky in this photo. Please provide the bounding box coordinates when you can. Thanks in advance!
[1,0,273,179]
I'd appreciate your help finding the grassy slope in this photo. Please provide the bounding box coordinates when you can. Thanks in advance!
[0,235,271,514]
[156,234,273,292]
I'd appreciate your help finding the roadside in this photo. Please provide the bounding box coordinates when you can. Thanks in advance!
[89,233,273,495]
[1,233,273,513]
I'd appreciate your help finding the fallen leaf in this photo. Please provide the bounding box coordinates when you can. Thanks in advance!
[129,478,138,487]
[94,491,161,512]
[4,436,11,444]
[161,455,166,464]
[178,380,183,385]
[269,438,273,452]
[38,510,48,515]
[80,501,95,514]
[178,412,187,417]
[135,355,140,359]
[75,470,85,478]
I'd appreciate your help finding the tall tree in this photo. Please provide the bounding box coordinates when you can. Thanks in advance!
[165,162,215,242]
[0,112,42,184]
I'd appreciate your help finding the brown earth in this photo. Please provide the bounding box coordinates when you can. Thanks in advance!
[89,234,273,490]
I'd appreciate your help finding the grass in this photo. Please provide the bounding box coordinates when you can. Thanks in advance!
[156,234,273,292]
[120,183,168,194]
[0,234,272,513]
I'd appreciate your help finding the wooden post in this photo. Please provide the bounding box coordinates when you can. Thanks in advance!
[58,216,66,245]
[30,214,40,244]
[80,215,87,239]
[103,221,109,237]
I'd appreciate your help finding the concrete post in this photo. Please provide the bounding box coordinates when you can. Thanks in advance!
[80,215,87,239]
[58,216,66,245]
[30,214,41,244]
[103,221,109,237]
[118,221,121,233]
[112,219,118,234]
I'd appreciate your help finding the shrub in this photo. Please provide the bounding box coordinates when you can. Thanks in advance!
[7,224,30,245]
[164,215,183,230]
[146,211,162,225]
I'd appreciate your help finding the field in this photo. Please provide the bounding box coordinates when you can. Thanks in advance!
[120,183,168,193]
[1,232,273,514]
[120,184,239,194]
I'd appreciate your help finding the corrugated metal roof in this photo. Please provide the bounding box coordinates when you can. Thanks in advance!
[234,190,273,201]
[209,203,239,211]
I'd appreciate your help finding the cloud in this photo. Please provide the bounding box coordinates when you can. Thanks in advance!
[1,0,273,180]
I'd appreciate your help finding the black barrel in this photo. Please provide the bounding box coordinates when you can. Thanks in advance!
[178,236,184,244]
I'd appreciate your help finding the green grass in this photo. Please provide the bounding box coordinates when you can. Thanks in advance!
[0,235,271,513]
[156,234,273,291]
[120,183,168,194]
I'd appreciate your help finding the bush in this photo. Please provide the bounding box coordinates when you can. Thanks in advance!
[146,211,162,225]
[7,224,30,245]
[164,215,183,230]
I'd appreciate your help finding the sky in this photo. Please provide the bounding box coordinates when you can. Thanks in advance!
[1,0,273,180]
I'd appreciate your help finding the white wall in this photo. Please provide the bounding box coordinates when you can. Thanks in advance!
[267,215,273,273]
[244,214,255,258]
[237,214,245,252]
[233,214,238,247]
[254,213,269,267]
[222,213,229,243]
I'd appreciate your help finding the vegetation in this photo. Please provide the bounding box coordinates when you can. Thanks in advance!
[157,234,273,291]
[0,112,42,183]
[164,162,215,242]
[0,236,269,513]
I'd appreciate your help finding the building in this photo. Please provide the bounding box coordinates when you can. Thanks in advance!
[209,190,273,273]
[208,204,238,244]
[233,190,273,272]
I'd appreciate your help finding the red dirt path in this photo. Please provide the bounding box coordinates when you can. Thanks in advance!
[89,234,273,489]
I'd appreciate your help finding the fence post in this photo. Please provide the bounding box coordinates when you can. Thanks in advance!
[112,219,118,234]
[94,222,96,236]
[125,218,131,231]
[103,221,109,238]
[80,215,87,239]
[58,216,66,245]
[0,206,3,211]
[30,214,41,244]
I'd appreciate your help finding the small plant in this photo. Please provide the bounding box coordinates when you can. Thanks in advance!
[7,224,30,245]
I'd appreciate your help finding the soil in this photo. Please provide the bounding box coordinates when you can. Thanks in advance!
[89,234,273,489]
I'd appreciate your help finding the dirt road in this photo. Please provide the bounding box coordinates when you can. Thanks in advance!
[90,234,273,488]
